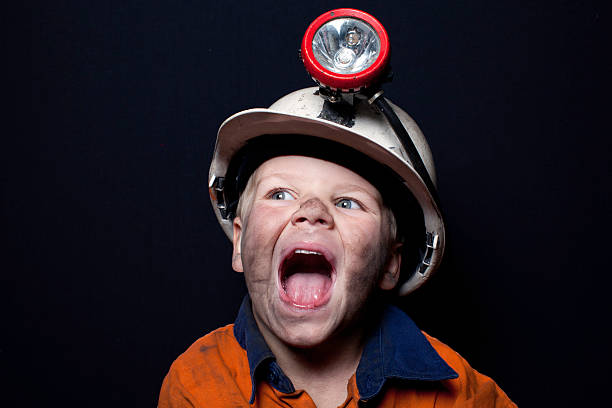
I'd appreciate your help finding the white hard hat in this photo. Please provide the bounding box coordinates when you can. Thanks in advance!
[209,87,444,295]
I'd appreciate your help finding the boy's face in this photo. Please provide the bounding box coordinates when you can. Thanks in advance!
[232,155,401,348]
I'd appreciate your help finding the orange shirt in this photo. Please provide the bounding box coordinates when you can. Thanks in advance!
[159,299,516,407]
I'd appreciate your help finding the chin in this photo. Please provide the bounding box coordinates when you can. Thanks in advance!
[271,308,336,348]
[280,327,331,349]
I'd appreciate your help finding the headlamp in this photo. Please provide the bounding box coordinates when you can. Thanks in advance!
[301,9,390,92]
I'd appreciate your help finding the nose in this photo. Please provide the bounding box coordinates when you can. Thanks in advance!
[291,198,334,229]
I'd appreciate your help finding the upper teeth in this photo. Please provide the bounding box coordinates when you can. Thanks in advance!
[295,249,322,256]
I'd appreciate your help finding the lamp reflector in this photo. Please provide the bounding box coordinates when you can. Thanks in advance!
[312,18,381,75]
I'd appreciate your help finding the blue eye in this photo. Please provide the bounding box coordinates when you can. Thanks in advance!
[270,190,295,200]
[336,198,361,210]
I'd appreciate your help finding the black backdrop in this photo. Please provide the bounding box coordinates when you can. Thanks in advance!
[5,1,609,406]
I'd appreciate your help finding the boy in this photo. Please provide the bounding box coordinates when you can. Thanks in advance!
[158,88,516,407]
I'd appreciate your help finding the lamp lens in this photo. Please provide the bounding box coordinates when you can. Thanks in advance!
[312,17,380,75]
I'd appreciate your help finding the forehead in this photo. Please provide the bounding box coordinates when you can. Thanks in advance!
[254,155,383,196]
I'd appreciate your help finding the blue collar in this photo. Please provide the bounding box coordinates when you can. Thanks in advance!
[233,296,458,403]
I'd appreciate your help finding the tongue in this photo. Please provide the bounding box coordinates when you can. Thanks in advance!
[285,273,331,307]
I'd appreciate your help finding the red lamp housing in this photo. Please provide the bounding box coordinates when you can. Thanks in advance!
[301,8,390,92]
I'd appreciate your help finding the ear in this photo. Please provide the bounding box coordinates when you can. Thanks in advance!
[379,242,402,290]
[232,217,244,273]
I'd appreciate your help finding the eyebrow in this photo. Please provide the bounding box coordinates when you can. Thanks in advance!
[336,184,379,197]
[255,173,298,187]
[258,172,297,181]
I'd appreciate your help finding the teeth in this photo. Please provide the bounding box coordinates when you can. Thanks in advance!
[294,249,322,256]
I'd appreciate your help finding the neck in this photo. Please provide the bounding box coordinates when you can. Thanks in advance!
[280,326,366,379]
[267,323,367,408]
[254,303,383,408]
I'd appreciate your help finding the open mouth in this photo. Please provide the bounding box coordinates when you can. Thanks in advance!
[279,249,334,309]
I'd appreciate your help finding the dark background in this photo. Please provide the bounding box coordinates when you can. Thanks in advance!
[4,1,608,406]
